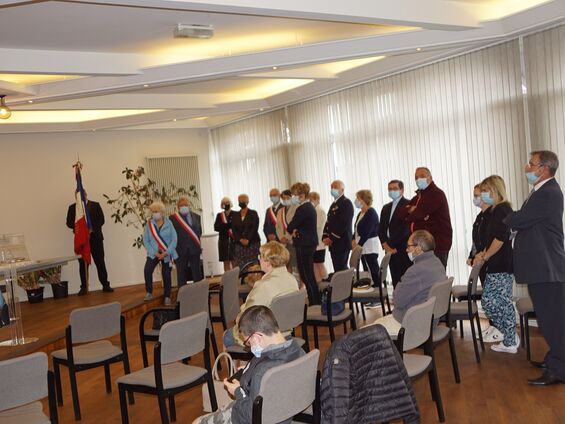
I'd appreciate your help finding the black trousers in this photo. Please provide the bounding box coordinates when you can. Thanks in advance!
[389,251,412,289]
[144,257,172,298]
[528,282,565,380]
[176,252,203,286]
[361,253,380,287]
[295,245,320,305]
[330,248,351,273]
[435,251,449,269]
[78,238,109,289]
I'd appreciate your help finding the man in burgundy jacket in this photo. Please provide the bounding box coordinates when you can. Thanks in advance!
[396,167,453,268]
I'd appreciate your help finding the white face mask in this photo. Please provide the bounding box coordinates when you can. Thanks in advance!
[408,251,415,262]
[152,212,162,221]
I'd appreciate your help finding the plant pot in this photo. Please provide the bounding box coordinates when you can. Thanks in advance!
[51,281,69,299]
[26,287,44,304]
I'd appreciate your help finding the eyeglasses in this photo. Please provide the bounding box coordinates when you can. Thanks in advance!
[527,162,545,168]
[242,332,258,347]
[406,243,417,248]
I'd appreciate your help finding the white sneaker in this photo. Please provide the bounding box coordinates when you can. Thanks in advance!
[164,297,171,306]
[144,292,153,301]
[483,327,504,343]
[491,335,520,354]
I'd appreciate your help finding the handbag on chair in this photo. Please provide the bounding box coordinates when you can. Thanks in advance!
[202,352,236,412]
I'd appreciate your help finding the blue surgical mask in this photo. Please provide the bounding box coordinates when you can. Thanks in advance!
[270,196,280,205]
[250,344,264,358]
[526,171,540,185]
[388,190,401,200]
[481,191,495,205]
[473,196,482,208]
[330,188,340,199]
[354,199,362,209]
[179,206,190,215]
[291,195,300,205]
[416,178,429,190]
[152,212,162,221]
[281,199,291,207]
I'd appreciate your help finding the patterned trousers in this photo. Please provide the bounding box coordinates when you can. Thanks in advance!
[481,272,517,346]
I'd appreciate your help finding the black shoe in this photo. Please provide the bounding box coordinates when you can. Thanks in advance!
[527,371,564,386]
[529,361,548,369]
[102,285,114,293]
[77,288,88,296]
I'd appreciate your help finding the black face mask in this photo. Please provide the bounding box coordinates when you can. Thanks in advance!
[239,202,248,209]
[223,204,231,211]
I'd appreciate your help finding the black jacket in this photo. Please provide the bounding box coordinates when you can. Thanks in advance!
[232,209,261,244]
[506,178,565,284]
[378,197,410,250]
[170,212,202,255]
[323,195,354,252]
[214,210,234,240]
[321,324,419,424]
[66,200,105,241]
[263,204,283,240]
[482,203,513,274]
[287,202,318,247]
[232,340,305,424]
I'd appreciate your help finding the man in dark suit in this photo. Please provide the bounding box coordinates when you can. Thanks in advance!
[396,167,453,268]
[322,180,354,272]
[66,192,113,295]
[263,188,283,241]
[378,180,412,288]
[170,196,203,286]
[506,150,565,386]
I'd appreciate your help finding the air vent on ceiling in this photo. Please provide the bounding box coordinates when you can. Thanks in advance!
[174,24,214,39]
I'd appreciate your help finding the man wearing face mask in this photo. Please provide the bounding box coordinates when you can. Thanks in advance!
[505,150,565,386]
[366,230,445,336]
[378,180,411,288]
[396,167,453,269]
[263,188,283,242]
[322,180,354,272]
[195,305,304,424]
[170,196,202,286]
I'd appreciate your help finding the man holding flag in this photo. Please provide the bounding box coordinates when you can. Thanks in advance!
[170,196,203,285]
[66,162,113,295]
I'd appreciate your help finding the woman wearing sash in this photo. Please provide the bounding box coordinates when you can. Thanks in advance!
[276,190,298,273]
[143,201,178,305]
[214,197,235,271]
[232,194,261,268]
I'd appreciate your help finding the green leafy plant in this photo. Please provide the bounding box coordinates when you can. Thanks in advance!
[103,166,199,248]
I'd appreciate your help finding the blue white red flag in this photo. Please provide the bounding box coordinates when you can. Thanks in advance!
[74,163,91,265]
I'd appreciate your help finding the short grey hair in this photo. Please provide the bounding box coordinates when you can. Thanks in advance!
[177,195,191,206]
[412,230,436,252]
[532,150,559,176]
[416,167,432,177]
[149,201,166,213]
[331,180,345,190]
[220,196,231,207]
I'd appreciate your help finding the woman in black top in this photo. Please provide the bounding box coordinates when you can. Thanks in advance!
[473,175,517,353]
[231,194,261,268]
[214,196,235,271]
[468,184,490,281]
[287,182,320,305]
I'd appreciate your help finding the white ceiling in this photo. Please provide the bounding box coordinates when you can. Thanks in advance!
[0,0,562,133]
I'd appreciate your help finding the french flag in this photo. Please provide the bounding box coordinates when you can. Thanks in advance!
[74,164,92,265]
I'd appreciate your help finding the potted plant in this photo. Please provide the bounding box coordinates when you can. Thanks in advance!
[40,265,68,299]
[17,271,44,303]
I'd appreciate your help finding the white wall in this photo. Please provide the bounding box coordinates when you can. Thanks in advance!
[0,128,213,296]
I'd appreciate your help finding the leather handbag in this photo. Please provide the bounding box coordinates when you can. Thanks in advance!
[202,352,236,412]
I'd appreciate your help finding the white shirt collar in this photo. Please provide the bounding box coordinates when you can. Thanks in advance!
[534,177,554,191]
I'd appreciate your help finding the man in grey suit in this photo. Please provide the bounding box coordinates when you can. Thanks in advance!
[506,150,565,386]
[170,196,203,285]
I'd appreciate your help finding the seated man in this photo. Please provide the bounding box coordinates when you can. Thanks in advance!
[194,305,305,424]
[223,241,299,348]
[369,230,446,336]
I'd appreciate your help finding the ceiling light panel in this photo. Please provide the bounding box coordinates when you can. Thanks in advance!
[0,109,163,124]
[0,74,81,86]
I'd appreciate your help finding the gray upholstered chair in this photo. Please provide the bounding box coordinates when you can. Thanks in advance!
[0,352,58,424]
[427,277,460,383]
[516,296,536,361]
[304,268,357,348]
[210,267,240,330]
[352,252,392,318]
[271,289,308,350]
[449,262,485,363]
[117,312,217,424]
[396,296,445,423]
[139,280,219,367]
[52,301,130,421]
[252,349,320,424]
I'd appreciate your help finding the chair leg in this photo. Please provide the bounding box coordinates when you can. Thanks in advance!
[459,320,464,338]
[141,338,149,368]
[210,330,220,363]
[313,325,319,349]
[157,393,169,424]
[206,373,219,411]
[343,322,348,334]
[468,316,481,364]
[361,303,366,321]
[350,315,357,331]
[168,396,177,422]
[519,315,525,348]
[68,367,81,420]
[329,324,336,343]
[475,314,485,351]
[448,333,461,383]
[118,385,129,424]
[302,323,310,352]
[104,363,112,394]
[385,295,391,314]
[525,314,532,361]
[354,302,360,313]
[122,357,134,405]
[53,360,63,406]
[428,363,445,422]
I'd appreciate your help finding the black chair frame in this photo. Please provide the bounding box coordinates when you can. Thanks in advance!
[451,279,485,363]
[354,259,392,319]
[47,370,59,424]
[434,302,461,383]
[519,309,537,361]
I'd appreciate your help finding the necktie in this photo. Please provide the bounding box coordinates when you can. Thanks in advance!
[186,213,193,226]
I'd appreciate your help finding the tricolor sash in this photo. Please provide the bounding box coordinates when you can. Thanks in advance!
[220,211,234,239]
[267,207,277,226]
[173,212,201,248]
[281,208,289,233]
[148,220,174,267]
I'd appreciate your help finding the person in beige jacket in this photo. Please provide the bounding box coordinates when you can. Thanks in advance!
[223,240,299,347]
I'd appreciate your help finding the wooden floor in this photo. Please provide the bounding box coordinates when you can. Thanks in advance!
[2,284,565,423]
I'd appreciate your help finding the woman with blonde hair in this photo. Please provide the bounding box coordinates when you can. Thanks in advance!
[308,191,328,282]
[473,175,518,353]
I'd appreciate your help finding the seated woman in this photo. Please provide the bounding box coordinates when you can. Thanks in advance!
[194,305,305,424]
[142,201,178,306]
[223,241,299,348]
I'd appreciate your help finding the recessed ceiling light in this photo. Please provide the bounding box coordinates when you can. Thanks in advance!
[143,84,149,88]
[272,66,278,70]
[92,129,96,132]
[28,100,33,104]
[259,108,264,111]
[416,48,422,52]
[173,118,177,122]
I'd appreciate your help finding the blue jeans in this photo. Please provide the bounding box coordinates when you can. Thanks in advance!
[144,257,172,298]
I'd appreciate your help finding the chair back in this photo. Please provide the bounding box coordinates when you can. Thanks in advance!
[255,349,320,424]
[427,277,454,320]
[329,268,355,302]
[270,289,307,333]
[221,267,241,324]
[349,245,363,270]
[0,352,48,411]
[468,262,484,297]
[380,252,393,285]
[69,301,121,343]
[159,311,208,364]
[401,297,436,351]
[178,279,210,318]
